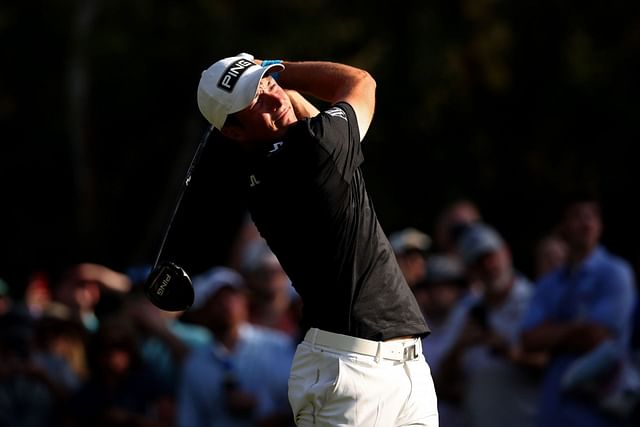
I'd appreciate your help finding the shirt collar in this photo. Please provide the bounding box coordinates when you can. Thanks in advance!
[564,245,605,276]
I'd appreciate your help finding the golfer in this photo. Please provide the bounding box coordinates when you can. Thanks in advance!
[196,52,438,426]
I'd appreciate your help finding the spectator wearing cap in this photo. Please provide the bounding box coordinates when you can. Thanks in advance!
[414,255,469,427]
[177,267,294,427]
[437,222,541,427]
[389,227,431,288]
[414,255,468,374]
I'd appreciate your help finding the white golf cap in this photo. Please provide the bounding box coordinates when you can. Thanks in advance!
[196,53,285,129]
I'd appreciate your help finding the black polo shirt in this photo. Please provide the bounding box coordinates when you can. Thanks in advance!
[244,102,429,341]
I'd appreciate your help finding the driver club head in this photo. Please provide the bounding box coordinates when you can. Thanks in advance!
[144,261,194,312]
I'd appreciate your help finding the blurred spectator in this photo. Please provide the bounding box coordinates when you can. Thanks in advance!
[0,301,62,427]
[68,316,172,427]
[177,267,294,427]
[0,286,33,362]
[521,195,638,426]
[123,264,212,392]
[0,277,12,316]
[534,233,568,280]
[414,254,468,427]
[125,292,212,394]
[437,223,541,427]
[240,239,301,340]
[32,305,89,393]
[227,213,262,272]
[632,297,640,424]
[433,198,482,256]
[416,254,468,373]
[389,227,431,288]
[24,271,52,319]
[53,263,132,332]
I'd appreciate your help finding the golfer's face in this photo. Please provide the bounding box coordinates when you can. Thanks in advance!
[235,76,297,140]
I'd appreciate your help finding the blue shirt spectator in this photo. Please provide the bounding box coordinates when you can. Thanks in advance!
[177,324,293,427]
[139,313,212,392]
[177,267,294,427]
[522,244,637,426]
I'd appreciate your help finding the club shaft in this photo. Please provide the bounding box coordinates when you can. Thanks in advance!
[152,126,213,270]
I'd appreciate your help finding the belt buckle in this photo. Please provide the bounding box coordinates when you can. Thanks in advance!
[403,344,418,361]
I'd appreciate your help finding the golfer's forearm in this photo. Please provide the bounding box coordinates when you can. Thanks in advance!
[273,60,376,140]
[276,61,375,104]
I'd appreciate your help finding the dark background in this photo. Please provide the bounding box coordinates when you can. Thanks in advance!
[2,0,639,291]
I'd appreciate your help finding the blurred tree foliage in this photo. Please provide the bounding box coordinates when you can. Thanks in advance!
[1,0,639,285]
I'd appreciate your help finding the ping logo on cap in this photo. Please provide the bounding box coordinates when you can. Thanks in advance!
[217,58,255,93]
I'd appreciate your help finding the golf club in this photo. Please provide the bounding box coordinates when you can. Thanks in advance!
[144,125,213,311]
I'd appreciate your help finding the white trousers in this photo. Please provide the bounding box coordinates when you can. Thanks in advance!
[288,329,439,426]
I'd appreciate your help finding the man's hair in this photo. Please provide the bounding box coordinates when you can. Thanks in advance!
[559,189,602,219]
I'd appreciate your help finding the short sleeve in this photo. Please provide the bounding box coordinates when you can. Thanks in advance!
[304,102,364,182]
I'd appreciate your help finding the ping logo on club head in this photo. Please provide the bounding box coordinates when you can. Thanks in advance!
[217,58,254,93]
[156,273,172,296]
